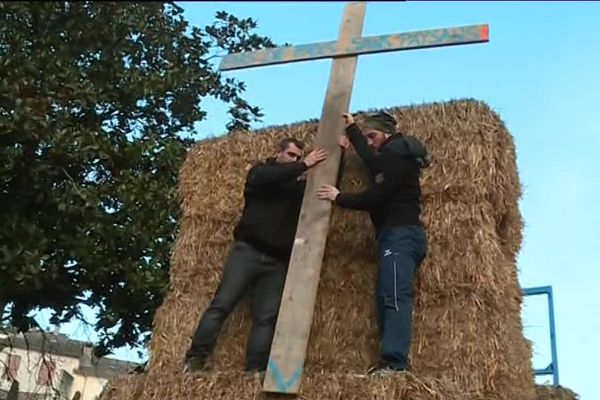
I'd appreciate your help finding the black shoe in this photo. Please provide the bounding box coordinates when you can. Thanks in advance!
[184,357,206,373]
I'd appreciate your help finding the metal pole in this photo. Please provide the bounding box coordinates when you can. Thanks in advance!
[547,287,560,385]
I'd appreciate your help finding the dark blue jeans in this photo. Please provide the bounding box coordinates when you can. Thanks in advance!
[376,225,428,370]
[186,241,287,371]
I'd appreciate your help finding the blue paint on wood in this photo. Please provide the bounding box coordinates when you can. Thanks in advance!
[219,24,488,71]
[266,359,303,393]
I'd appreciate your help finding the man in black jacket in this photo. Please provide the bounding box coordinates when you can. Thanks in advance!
[317,112,429,375]
[184,138,327,373]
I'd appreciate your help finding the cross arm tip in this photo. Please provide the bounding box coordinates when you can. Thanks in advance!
[481,24,490,41]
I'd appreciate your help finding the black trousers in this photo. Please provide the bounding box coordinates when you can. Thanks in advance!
[186,241,287,371]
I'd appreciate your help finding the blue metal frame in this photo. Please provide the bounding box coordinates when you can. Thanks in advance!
[522,286,559,385]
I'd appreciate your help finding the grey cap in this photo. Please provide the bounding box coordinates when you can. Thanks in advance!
[362,112,397,135]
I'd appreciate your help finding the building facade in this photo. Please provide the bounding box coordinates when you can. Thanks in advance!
[0,330,140,400]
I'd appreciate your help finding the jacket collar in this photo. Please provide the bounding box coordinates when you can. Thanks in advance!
[380,134,401,151]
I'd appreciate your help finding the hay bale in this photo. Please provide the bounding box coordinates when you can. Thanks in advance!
[102,372,477,400]
[535,385,579,400]
[113,100,535,400]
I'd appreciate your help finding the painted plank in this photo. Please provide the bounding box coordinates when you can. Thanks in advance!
[261,2,367,395]
[219,24,488,71]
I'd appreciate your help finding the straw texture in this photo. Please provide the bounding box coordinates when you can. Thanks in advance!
[535,385,578,400]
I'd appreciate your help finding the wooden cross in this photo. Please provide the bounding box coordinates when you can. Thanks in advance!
[218,2,489,395]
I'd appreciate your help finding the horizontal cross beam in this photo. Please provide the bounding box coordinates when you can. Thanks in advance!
[219,24,488,71]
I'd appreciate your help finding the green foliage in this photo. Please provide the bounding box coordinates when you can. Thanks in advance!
[0,1,276,355]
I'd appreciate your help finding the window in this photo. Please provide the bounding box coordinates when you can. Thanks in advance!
[37,358,56,385]
[59,370,74,397]
[2,353,21,381]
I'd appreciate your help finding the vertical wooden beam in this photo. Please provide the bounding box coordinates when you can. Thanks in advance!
[262,2,367,395]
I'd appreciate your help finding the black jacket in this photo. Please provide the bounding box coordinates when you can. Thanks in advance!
[233,158,308,261]
[335,123,426,233]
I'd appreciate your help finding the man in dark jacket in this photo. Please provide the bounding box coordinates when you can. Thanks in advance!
[184,138,327,373]
[317,112,429,375]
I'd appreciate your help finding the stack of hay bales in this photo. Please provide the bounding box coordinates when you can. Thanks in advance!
[102,100,537,400]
